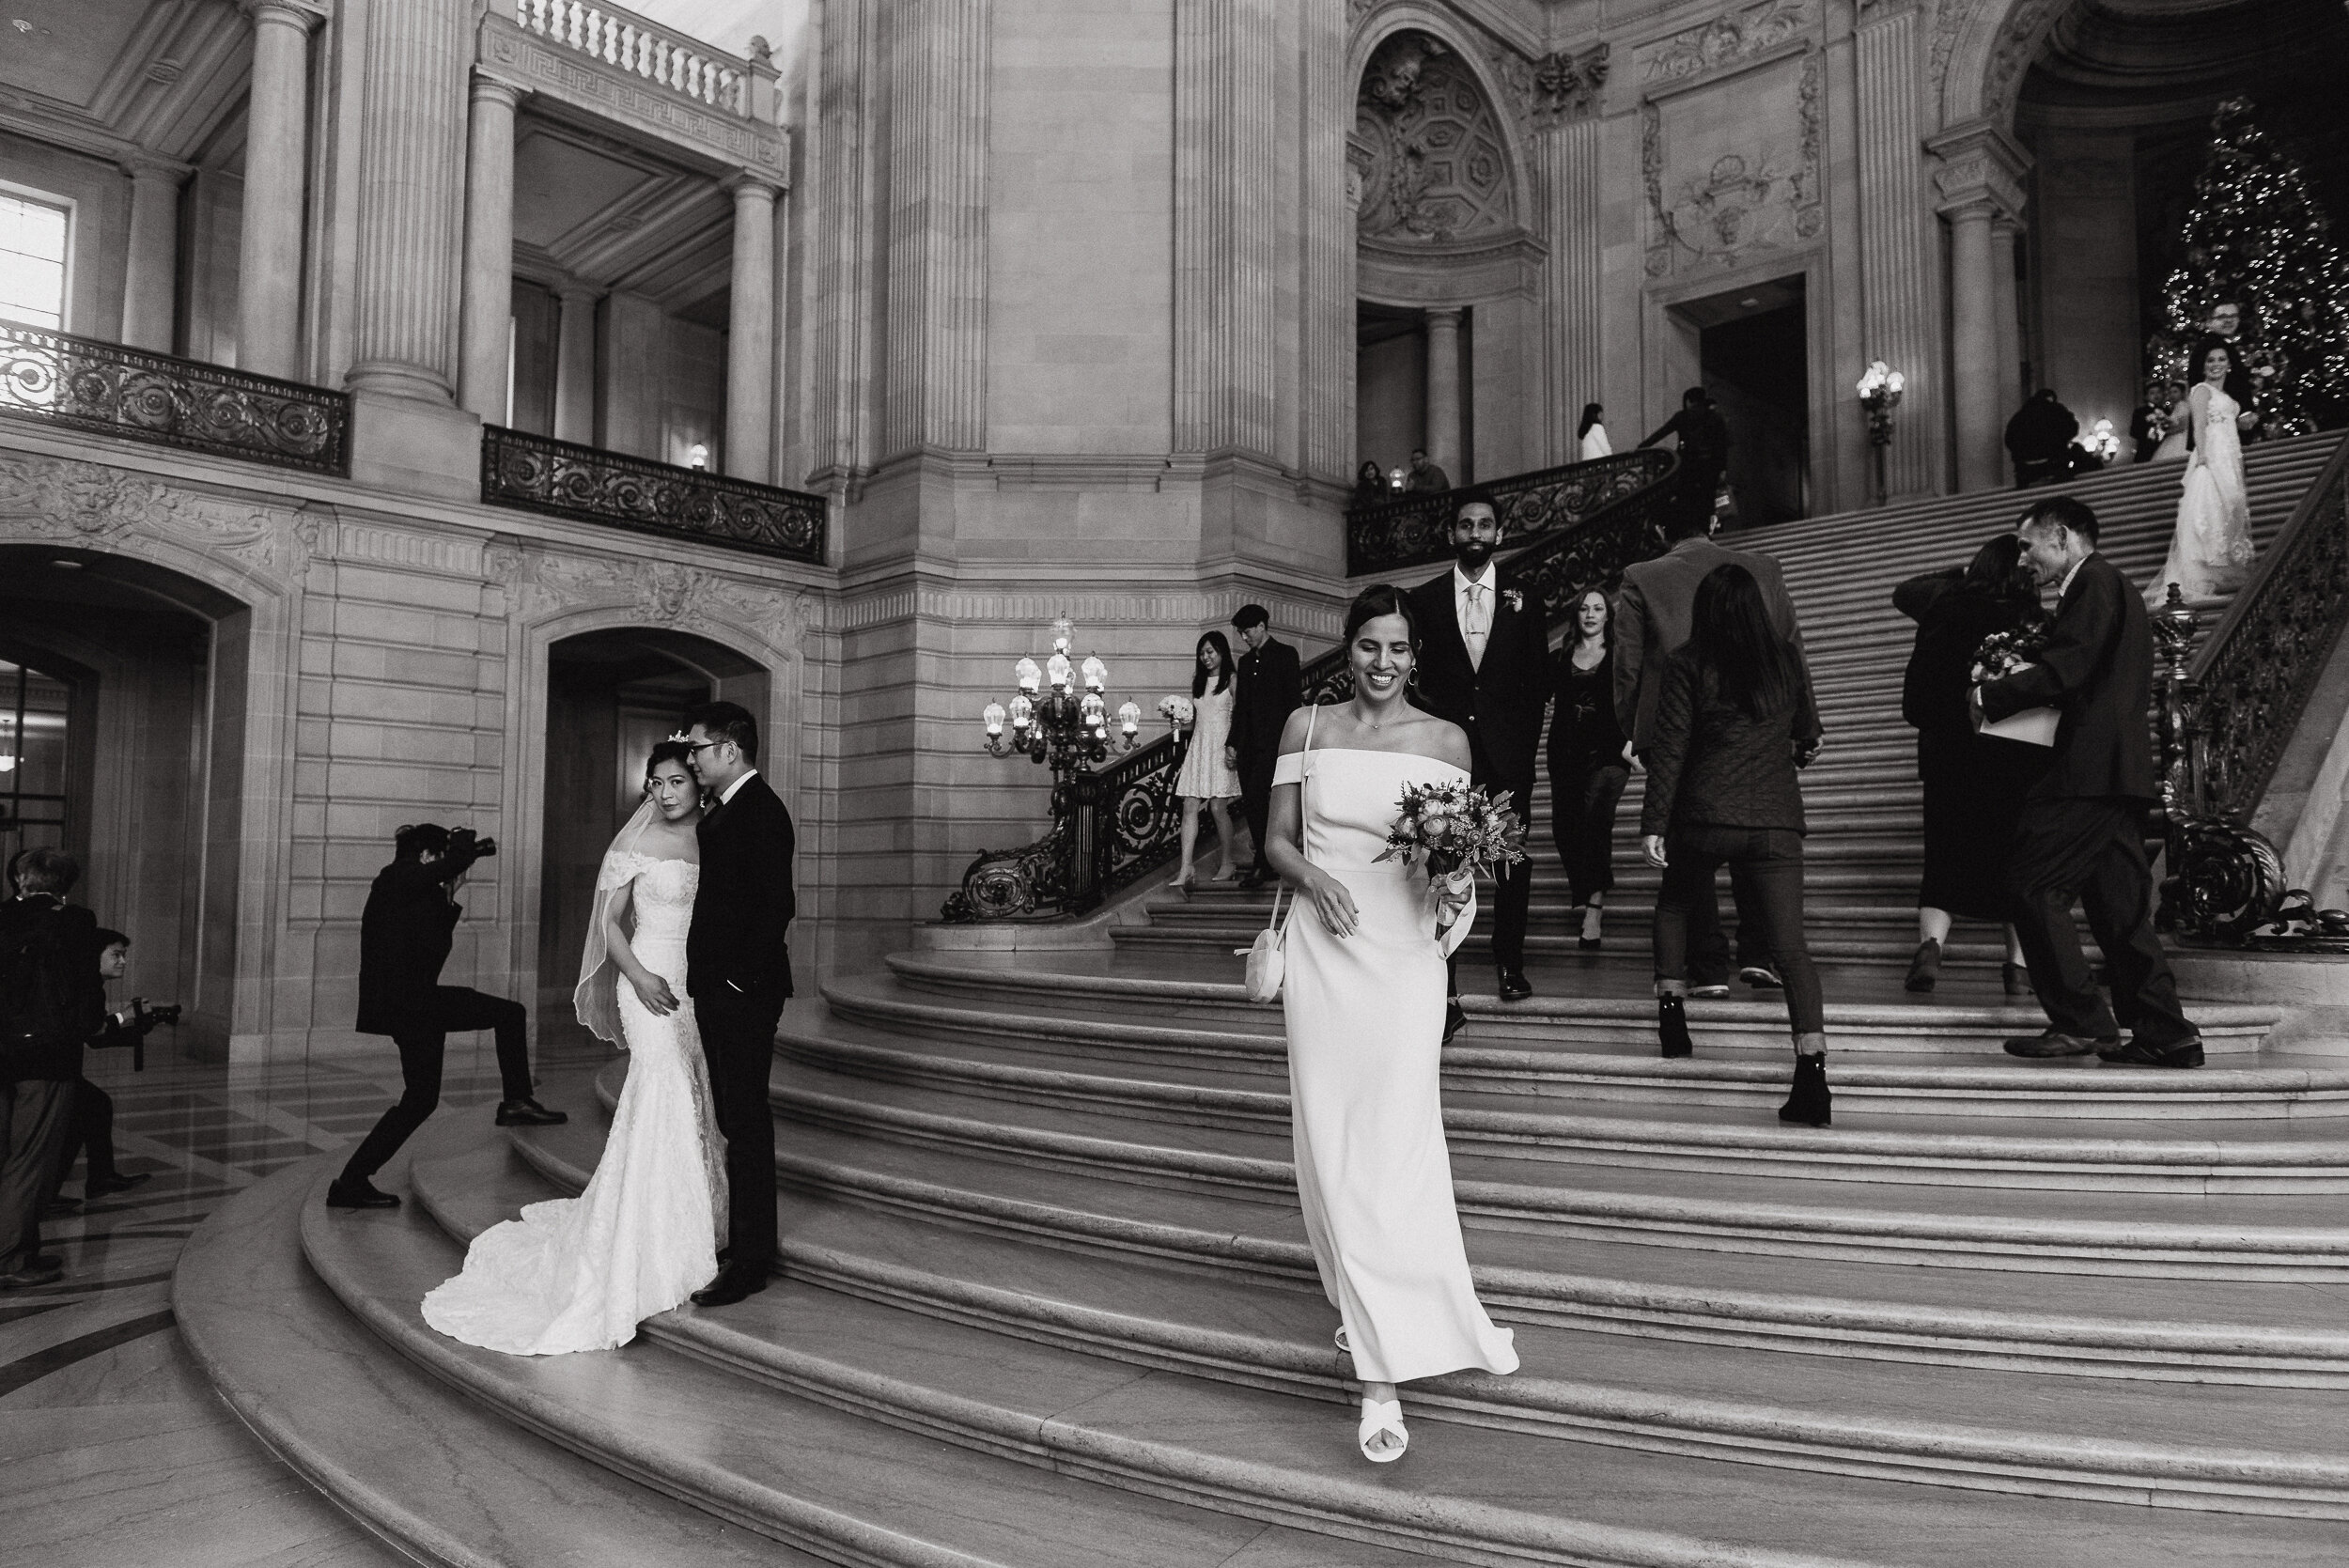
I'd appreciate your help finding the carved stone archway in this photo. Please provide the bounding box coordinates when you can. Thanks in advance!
[1935,0,2077,133]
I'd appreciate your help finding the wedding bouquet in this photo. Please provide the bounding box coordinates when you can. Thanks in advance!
[1969,624,2060,747]
[1376,781,1529,882]
[1158,694,1194,726]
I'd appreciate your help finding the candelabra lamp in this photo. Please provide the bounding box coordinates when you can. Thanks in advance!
[1857,360,1906,507]
[946,617,1142,922]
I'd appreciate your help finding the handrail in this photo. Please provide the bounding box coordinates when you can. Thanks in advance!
[0,321,349,475]
[1345,448,1676,576]
[480,425,827,564]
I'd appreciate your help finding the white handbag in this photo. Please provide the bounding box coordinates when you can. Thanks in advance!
[1237,705,1313,1003]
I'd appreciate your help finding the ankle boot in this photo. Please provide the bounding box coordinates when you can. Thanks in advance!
[1778,1055,1831,1126]
[1904,939,1941,993]
[1657,994,1694,1059]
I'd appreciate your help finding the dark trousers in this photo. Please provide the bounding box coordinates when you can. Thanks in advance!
[1655,827,1824,1037]
[73,1078,117,1184]
[340,987,531,1184]
[2007,797,2195,1046]
[1,1077,75,1273]
[1238,755,1277,874]
[1549,756,1628,906]
[1447,776,1534,993]
[698,986,786,1270]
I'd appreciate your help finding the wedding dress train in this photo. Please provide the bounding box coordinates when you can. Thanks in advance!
[2150,385,2255,603]
[422,852,725,1354]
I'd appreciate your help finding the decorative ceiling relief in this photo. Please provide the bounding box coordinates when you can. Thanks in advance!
[1643,51,1823,276]
[1640,0,1812,85]
[1353,31,1517,244]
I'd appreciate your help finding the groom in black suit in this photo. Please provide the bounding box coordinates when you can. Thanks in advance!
[680,700,798,1305]
[1980,495,2201,1068]
[1409,501,1549,1021]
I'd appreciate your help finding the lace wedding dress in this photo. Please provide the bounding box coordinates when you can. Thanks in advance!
[422,852,725,1355]
[2151,385,2255,603]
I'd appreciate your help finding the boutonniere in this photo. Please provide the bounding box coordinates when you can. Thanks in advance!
[1501,588,1524,614]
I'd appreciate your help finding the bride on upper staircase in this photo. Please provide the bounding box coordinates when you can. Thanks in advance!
[2148,337,2258,604]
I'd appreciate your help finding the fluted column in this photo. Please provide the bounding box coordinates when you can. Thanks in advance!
[724,176,778,481]
[1541,117,1603,469]
[1425,307,1463,481]
[880,0,990,458]
[1991,217,2024,435]
[552,282,598,444]
[119,156,184,352]
[1854,5,1938,497]
[1173,0,1279,458]
[458,73,522,421]
[346,0,471,402]
[1296,0,1350,483]
[1929,120,2030,492]
[237,0,322,380]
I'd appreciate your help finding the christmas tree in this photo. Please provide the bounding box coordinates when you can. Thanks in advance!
[2147,97,2349,437]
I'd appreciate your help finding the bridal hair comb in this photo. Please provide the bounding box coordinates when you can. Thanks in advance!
[665,729,692,743]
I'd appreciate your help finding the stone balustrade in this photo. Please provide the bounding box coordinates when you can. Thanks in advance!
[513,0,758,117]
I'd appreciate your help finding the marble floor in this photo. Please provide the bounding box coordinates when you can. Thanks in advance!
[0,1031,609,1567]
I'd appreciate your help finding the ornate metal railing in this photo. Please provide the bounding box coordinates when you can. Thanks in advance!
[1345,448,1676,576]
[0,322,349,474]
[942,455,1684,921]
[2155,432,2349,945]
[481,425,827,564]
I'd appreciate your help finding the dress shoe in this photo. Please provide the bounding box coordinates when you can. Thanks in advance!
[1577,936,1602,952]
[2002,1029,2117,1059]
[326,1177,400,1210]
[1497,969,1532,1002]
[1904,939,1941,994]
[2097,1036,2205,1069]
[1237,872,1266,891]
[691,1263,770,1308]
[86,1171,150,1200]
[1442,1001,1467,1044]
[0,1259,63,1289]
[1657,995,1694,1059]
[496,1097,569,1127]
[1741,964,1783,990]
[1688,982,1732,999]
[1778,1054,1832,1126]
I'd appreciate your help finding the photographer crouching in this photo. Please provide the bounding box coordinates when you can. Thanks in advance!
[329,823,565,1211]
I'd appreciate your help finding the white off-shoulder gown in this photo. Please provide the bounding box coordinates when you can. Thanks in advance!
[1275,744,1519,1385]
[423,855,725,1355]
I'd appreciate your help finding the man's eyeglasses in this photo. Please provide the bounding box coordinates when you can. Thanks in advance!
[682,739,723,756]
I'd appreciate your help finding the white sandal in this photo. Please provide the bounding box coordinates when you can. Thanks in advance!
[1357,1397,1408,1463]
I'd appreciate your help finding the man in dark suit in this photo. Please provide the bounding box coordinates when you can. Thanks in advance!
[331,824,565,1210]
[1228,603,1301,889]
[1616,505,1817,992]
[1980,495,2201,1067]
[0,847,101,1288]
[1409,501,1549,1019]
[680,699,798,1305]
[1639,387,1731,536]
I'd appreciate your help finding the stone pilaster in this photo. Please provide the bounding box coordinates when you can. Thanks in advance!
[880,0,990,460]
[1854,4,1939,498]
[552,282,598,445]
[1928,118,2030,493]
[1538,109,1604,471]
[1296,0,1350,484]
[118,155,186,354]
[1173,0,1279,460]
[238,0,324,380]
[346,0,470,404]
[457,73,522,422]
[724,176,779,482]
[1425,306,1464,480]
[1992,215,2024,429]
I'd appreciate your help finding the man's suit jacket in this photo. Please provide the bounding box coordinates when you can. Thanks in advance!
[355,841,487,1036]
[1232,638,1302,774]
[1408,569,1549,791]
[689,772,798,1001]
[0,895,102,1081]
[1615,536,1811,754]
[1978,551,2156,802]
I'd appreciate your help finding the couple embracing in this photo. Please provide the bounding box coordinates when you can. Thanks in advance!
[423,702,794,1356]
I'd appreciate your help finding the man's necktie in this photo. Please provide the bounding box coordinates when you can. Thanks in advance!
[1464,583,1490,672]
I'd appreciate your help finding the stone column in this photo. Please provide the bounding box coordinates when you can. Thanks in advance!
[1855,5,1938,497]
[1538,101,1604,469]
[1172,0,1278,460]
[1425,306,1463,480]
[552,283,598,444]
[347,0,470,403]
[119,156,185,353]
[1929,120,2029,493]
[1992,216,2024,428]
[237,0,322,380]
[1296,0,1350,484]
[724,176,778,481]
[458,74,523,423]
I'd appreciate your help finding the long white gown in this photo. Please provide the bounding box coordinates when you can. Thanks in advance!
[2151,385,2256,603]
[422,854,725,1355]
[1275,743,1518,1386]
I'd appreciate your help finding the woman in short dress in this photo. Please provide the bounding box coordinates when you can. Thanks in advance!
[1172,629,1244,888]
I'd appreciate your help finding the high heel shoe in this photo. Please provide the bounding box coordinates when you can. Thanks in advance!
[1172,865,1196,892]
[1657,994,1694,1059]
[2002,960,2030,997]
[1579,904,1603,951]
[1357,1397,1408,1463]
[1779,1054,1832,1126]
[1904,938,1941,993]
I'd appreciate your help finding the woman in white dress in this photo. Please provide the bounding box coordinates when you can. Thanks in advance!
[1172,629,1244,888]
[422,742,726,1355]
[2149,337,2257,605]
[1263,584,1518,1465]
[1577,402,1611,461]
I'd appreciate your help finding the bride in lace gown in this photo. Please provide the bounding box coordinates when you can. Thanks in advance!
[2150,339,2257,604]
[423,742,725,1355]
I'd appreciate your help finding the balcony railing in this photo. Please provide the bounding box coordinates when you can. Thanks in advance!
[481,426,827,564]
[1345,448,1678,577]
[514,0,755,116]
[0,322,349,475]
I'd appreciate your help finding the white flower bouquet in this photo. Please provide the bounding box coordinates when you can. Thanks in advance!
[1970,625,2060,747]
[1159,694,1194,726]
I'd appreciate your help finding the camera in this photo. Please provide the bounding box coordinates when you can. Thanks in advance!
[137,1000,183,1030]
[448,826,499,860]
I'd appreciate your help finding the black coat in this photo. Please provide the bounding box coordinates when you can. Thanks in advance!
[1895,569,2041,736]
[1978,552,2157,802]
[0,896,101,1081]
[689,772,797,1001]
[1640,646,1812,837]
[1232,637,1302,773]
[355,849,481,1036]
[1408,568,1549,791]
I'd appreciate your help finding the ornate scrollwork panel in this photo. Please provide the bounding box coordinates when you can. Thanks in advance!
[481,425,827,565]
[1346,448,1675,576]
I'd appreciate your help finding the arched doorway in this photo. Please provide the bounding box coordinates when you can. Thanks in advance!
[535,628,769,1041]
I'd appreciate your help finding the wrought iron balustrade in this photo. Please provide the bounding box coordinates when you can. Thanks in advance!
[480,426,827,565]
[0,322,349,474]
[1345,448,1676,576]
[2154,432,2349,945]
[944,456,1684,921]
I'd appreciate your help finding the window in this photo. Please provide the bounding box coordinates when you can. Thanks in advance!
[0,190,69,330]
[0,659,70,858]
